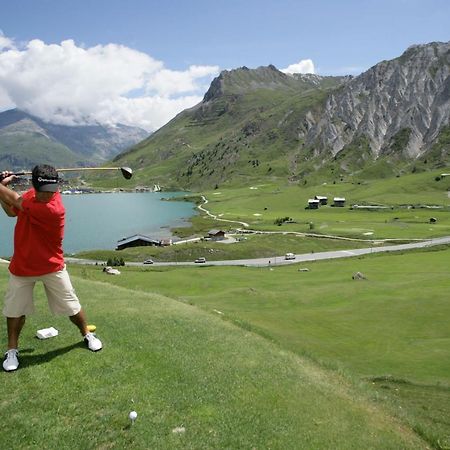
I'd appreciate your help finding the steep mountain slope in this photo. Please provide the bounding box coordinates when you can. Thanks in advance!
[115,66,346,188]
[114,41,450,189]
[0,109,149,170]
[302,41,450,176]
[0,116,82,169]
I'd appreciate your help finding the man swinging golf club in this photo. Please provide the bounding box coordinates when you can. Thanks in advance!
[0,164,102,372]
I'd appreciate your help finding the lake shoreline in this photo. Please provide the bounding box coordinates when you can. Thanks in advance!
[0,192,197,257]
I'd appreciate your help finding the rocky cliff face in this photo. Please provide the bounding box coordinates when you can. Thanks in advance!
[304,41,450,160]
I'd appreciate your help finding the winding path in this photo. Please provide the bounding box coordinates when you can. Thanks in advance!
[198,195,249,228]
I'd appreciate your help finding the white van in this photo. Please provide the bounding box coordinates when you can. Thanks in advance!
[285,253,296,260]
[195,257,206,263]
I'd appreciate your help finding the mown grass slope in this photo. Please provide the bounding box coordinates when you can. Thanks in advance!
[67,246,450,448]
[0,262,427,449]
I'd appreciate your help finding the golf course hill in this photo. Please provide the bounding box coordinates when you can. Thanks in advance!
[0,260,433,449]
[113,40,450,190]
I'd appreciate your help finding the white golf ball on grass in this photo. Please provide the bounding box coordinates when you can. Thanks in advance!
[129,411,138,422]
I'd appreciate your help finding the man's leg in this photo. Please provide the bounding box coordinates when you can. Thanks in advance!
[43,267,102,352]
[3,316,25,371]
[69,309,88,336]
[6,315,26,349]
[70,310,102,351]
[3,274,35,369]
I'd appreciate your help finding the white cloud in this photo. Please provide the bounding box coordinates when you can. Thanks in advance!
[0,36,220,131]
[0,86,14,111]
[0,31,16,51]
[331,66,366,76]
[145,66,218,97]
[281,59,315,74]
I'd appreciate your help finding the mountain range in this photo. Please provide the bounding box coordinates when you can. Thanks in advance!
[114,40,449,189]
[0,109,148,171]
[1,41,448,187]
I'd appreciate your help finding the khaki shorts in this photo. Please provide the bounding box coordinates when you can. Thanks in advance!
[3,266,82,317]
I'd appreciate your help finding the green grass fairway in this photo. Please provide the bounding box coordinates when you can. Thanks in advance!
[66,246,450,448]
[198,171,450,240]
[0,262,428,449]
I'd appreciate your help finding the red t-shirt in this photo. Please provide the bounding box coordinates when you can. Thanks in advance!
[9,189,65,276]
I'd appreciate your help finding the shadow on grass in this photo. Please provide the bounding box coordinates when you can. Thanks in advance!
[20,341,84,368]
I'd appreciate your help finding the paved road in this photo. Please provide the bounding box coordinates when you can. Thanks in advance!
[65,235,450,268]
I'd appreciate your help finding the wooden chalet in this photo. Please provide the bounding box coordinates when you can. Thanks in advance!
[333,197,346,207]
[314,195,328,205]
[207,229,226,240]
[116,234,161,250]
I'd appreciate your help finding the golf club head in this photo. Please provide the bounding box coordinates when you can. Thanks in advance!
[120,167,133,179]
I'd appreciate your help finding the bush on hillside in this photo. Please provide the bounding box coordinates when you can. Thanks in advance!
[107,257,125,266]
[274,216,292,226]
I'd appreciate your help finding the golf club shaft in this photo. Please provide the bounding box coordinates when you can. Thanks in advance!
[8,166,132,179]
[13,167,120,175]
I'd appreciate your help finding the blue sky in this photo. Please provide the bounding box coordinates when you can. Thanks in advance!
[0,0,449,130]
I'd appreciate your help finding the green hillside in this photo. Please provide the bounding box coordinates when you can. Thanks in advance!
[0,130,82,169]
[0,259,434,449]
[108,43,450,191]
[68,246,450,448]
[112,78,450,191]
[0,108,149,171]
[112,68,344,190]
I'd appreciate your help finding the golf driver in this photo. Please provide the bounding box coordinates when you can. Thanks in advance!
[5,166,133,180]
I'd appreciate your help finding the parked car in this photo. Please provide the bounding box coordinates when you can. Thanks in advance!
[285,252,296,260]
[194,257,206,263]
[143,259,154,264]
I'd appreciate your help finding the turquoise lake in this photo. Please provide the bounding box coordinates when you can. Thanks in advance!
[0,192,197,257]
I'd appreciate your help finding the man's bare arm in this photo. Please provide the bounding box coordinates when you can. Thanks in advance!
[1,199,17,217]
[0,173,22,216]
